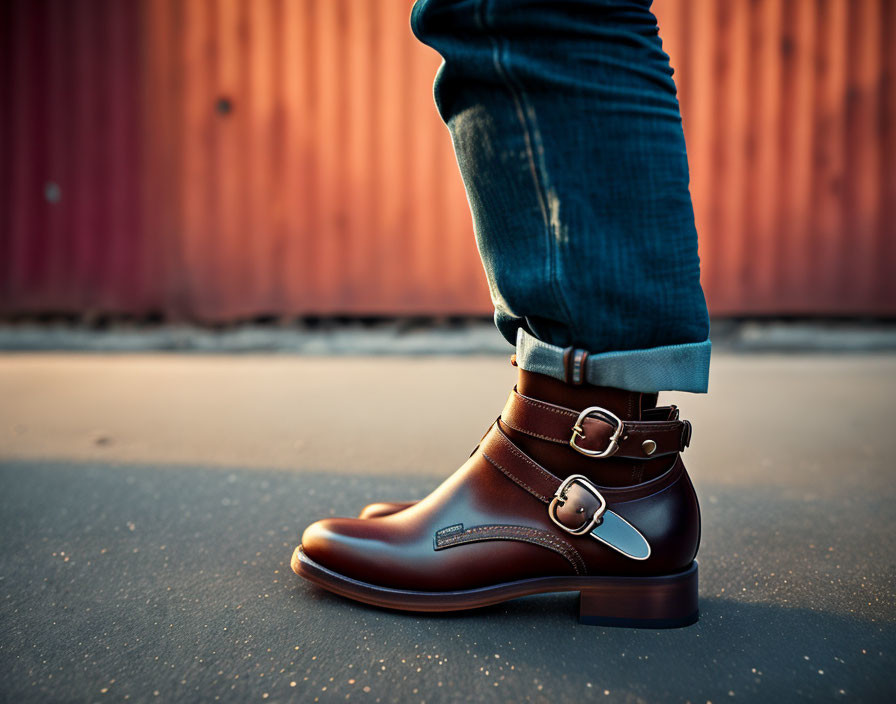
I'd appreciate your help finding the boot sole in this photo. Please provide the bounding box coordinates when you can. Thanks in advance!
[291,547,699,628]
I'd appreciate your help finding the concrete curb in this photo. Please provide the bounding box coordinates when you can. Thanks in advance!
[0,320,894,354]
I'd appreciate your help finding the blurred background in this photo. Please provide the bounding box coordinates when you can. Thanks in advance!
[2,3,895,702]
[2,0,894,324]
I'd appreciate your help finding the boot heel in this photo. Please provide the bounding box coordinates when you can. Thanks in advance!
[578,561,699,628]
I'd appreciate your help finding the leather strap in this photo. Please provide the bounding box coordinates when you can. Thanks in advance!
[480,424,661,560]
[500,389,690,459]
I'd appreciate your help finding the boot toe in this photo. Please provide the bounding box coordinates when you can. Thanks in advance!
[301,517,398,582]
[300,514,456,589]
[301,518,355,570]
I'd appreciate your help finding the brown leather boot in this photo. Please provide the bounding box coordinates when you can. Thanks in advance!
[292,364,700,627]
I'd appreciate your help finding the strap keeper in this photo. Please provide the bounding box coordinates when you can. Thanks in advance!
[681,420,693,449]
[562,347,589,385]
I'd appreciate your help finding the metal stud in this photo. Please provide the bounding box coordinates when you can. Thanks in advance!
[642,439,657,456]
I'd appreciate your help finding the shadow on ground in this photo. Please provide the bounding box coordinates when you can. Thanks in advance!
[1,460,893,702]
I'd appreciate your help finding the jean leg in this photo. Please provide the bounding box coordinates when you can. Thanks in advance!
[411,0,711,392]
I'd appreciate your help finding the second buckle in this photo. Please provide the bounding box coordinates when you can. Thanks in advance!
[548,474,607,536]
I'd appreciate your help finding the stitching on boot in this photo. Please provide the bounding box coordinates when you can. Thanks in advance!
[517,394,578,419]
[499,413,565,444]
[482,451,551,503]
[493,431,558,485]
[434,524,587,576]
[483,434,560,490]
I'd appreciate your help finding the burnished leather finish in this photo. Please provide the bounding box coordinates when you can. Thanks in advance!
[357,501,413,520]
[296,365,702,619]
[501,389,690,459]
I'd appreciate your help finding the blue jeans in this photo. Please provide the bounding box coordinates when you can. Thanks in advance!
[411,0,711,393]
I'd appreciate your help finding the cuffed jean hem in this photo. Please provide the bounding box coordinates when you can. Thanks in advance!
[514,329,711,394]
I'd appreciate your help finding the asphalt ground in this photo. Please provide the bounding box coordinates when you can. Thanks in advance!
[1,354,894,702]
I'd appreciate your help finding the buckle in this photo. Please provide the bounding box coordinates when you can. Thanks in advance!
[548,474,607,536]
[568,405,623,458]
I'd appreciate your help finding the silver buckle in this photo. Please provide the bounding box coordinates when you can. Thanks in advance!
[548,474,607,536]
[568,405,623,458]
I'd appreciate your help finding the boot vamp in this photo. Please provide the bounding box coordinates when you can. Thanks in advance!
[302,453,584,591]
[302,443,698,591]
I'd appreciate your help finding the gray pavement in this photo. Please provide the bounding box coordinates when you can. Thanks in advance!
[1,354,895,702]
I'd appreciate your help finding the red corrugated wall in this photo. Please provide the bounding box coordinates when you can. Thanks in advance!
[2,0,895,320]
[1,0,156,315]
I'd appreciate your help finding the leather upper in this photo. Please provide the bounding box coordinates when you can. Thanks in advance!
[301,386,701,591]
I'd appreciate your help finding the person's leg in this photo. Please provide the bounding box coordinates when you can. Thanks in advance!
[294,0,705,627]
[411,0,710,393]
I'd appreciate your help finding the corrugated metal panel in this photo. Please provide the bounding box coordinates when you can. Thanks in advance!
[138,0,487,319]
[2,0,895,319]
[1,0,157,316]
[655,0,896,314]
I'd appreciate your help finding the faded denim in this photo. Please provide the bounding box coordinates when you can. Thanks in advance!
[411,0,711,392]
